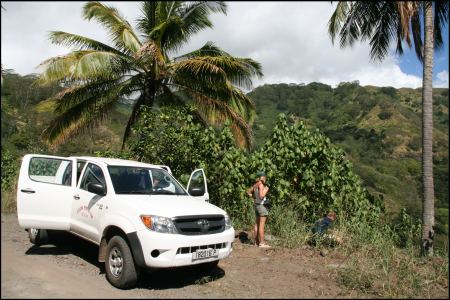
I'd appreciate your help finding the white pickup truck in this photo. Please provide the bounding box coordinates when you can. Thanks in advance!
[16,154,234,289]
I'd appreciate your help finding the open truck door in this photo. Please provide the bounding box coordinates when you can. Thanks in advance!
[17,154,76,231]
[186,168,209,202]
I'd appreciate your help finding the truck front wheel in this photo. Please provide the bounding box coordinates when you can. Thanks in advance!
[28,228,49,245]
[105,235,139,289]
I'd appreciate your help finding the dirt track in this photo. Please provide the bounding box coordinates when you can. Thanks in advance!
[1,213,358,298]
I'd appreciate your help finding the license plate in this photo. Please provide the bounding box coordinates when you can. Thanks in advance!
[192,248,219,261]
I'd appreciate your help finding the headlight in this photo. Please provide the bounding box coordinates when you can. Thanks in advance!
[224,214,232,230]
[140,215,178,234]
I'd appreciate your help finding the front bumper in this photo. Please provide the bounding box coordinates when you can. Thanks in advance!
[136,227,235,268]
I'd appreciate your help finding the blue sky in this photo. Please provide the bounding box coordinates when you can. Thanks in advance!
[398,22,449,85]
[1,2,449,88]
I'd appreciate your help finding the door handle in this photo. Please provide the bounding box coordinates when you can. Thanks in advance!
[73,194,80,200]
[21,189,35,194]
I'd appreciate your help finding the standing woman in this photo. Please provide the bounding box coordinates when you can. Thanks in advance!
[247,171,270,248]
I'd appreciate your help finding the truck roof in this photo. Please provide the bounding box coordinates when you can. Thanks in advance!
[71,156,166,169]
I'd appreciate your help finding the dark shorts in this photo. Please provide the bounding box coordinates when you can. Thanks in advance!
[254,204,269,217]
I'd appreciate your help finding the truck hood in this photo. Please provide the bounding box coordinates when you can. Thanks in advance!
[115,195,227,218]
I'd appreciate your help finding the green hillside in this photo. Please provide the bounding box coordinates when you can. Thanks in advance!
[248,81,448,237]
[1,72,448,240]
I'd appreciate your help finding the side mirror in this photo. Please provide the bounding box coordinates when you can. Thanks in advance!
[189,187,205,197]
[87,183,106,196]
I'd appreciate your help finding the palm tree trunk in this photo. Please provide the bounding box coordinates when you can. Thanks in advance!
[421,1,435,257]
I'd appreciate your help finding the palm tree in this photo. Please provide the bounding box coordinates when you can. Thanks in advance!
[328,1,448,256]
[37,1,263,149]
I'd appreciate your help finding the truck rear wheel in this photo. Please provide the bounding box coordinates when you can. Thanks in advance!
[105,235,139,289]
[28,228,48,245]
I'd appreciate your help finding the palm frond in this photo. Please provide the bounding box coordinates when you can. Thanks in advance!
[50,76,142,114]
[48,31,125,56]
[328,1,350,44]
[328,1,448,64]
[411,11,424,63]
[368,2,397,61]
[137,1,157,37]
[173,42,228,61]
[153,1,227,53]
[36,50,128,84]
[396,2,420,47]
[170,57,228,86]
[229,87,256,123]
[434,1,449,50]
[83,1,142,54]
[203,56,262,90]
[42,78,137,148]
[183,87,253,149]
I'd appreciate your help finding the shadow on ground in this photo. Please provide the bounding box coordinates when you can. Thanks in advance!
[25,230,102,269]
[237,231,253,244]
[137,265,225,290]
[24,230,225,289]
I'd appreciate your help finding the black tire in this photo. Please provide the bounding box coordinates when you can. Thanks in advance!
[105,235,139,289]
[28,228,49,245]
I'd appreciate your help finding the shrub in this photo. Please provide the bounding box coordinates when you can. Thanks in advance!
[99,106,381,229]
[378,110,392,120]
[1,149,19,192]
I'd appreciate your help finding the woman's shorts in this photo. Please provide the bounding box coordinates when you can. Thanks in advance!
[254,204,269,217]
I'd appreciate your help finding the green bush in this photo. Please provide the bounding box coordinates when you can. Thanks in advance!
[1,149,19,192]
[98,106,381,228]
[378,110,392,120]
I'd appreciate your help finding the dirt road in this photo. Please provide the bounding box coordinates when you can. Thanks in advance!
[1,213,355,298]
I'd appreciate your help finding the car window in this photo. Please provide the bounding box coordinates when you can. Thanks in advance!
[108,166,187,195]
[28,157,72,186]
[76,160,86,185]
[62,162,73,186]
[188,170,205,195]
[80,163,106,192]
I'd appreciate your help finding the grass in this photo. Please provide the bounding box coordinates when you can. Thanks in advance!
[331,220,448,298]
[194,275,213,285]
[265,204,312,248]
[257,207,449,298]
[1,189,16,213]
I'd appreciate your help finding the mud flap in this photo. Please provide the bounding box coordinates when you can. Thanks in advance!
[126,232,146,268]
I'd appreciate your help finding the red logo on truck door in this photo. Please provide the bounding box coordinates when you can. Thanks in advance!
[77,205,93,219]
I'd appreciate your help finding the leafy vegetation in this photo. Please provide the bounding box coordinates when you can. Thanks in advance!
[96,105,381,228]
[248,82,448,248]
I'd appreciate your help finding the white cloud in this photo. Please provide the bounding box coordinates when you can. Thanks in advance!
[0,1,441,89]
[435,70,449,88]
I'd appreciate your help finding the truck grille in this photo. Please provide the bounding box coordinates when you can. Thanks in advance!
[176,242,227,254]
[173,214,225,235]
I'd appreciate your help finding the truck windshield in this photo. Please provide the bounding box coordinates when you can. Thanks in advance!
[108,166,187,195]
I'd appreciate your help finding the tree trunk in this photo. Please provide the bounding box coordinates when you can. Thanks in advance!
[421,1,435,257]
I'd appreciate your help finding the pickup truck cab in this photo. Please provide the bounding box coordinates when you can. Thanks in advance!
[17,154,234,289]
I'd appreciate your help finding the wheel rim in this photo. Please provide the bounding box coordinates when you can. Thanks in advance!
[108,246,123,278]
[30,228,39,238]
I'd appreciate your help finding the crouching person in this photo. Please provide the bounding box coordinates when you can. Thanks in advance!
[310,211,341,247]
